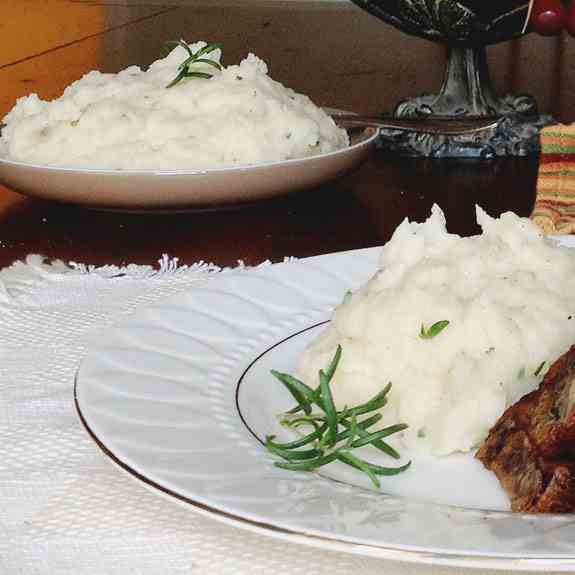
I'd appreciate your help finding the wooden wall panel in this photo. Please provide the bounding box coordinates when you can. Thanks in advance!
[0,0,106,68]
[0,1,174,116]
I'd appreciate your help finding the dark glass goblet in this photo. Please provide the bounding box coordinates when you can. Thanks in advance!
[350,0,551,157]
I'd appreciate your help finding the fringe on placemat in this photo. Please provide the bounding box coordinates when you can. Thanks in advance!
[0,254,278,304]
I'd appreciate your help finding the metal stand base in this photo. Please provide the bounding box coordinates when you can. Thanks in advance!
[377,112,554,158]
[378,46,554,158]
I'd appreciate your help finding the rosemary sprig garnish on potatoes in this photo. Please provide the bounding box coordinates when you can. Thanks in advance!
[164,40,222,88]
[420,320,450,339]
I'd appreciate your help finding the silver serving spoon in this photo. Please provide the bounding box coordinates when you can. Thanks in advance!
[330,112,501,136]
[1,115,500,138]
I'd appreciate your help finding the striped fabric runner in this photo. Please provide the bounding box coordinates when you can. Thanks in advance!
[532,124,575,234]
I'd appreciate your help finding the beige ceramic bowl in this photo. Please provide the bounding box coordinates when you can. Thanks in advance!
[0,128,377,212]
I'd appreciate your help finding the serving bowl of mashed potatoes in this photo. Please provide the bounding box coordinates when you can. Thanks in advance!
[0,41,377,211]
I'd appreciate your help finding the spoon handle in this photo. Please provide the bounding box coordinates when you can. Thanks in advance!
[332,114,501,136]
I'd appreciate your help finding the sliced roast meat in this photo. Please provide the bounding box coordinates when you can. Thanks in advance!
[476,345,575,513]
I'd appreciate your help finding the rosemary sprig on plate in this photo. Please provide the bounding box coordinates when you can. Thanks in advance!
[265,345,411,488]
[164,40,223,88]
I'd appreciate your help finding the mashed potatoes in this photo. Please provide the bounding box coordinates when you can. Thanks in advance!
[0,41,348,169]
[297,206,575,456]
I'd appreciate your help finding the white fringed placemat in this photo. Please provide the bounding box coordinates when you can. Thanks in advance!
[0,253,551,575]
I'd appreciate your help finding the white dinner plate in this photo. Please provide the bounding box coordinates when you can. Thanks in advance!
[75,236,575,571]
[0,126,377,213]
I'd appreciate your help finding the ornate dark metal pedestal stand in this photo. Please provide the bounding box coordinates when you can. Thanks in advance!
[351,0,553,157]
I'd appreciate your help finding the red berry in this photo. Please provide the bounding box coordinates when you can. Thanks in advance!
[530,0,566,36]
[566,2,575,36]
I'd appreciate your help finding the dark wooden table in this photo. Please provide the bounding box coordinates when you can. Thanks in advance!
[0,0,570,269]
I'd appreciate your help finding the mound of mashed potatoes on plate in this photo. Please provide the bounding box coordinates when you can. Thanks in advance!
[0,41,348,170]
[297,206,575,456]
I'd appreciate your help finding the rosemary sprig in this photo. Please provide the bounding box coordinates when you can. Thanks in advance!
[163,40,223,88]
[420,320,450,339]
[266,345,411,487]
[534,361,546,377]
